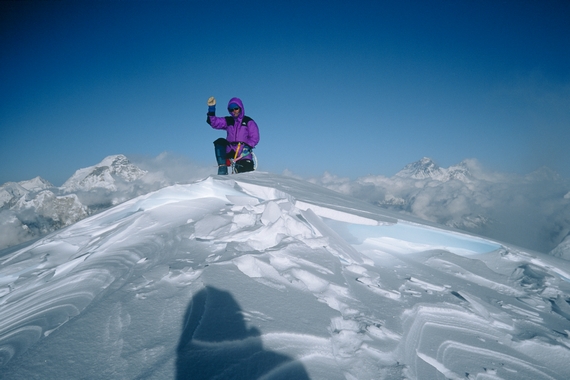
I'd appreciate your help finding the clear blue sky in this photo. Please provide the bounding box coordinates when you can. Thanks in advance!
[2,0,569,185]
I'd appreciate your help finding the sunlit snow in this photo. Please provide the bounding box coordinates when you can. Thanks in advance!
[1,172,569,379]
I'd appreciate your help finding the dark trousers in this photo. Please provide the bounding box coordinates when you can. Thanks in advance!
[213,138,254,175]
[213,138,228,175]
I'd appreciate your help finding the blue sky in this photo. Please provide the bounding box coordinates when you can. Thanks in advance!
[1,0,569,185]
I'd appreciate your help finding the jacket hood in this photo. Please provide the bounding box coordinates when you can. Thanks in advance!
[227,97,245,117]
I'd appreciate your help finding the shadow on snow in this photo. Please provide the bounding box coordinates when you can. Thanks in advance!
[176,286,310,379]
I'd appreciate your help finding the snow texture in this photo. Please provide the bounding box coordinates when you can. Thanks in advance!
[1,172,570,379]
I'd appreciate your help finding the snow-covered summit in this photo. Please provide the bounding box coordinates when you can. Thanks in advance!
[0,177,52,209]
[1,172,569,379]
[0,182,28,209]
[17,176,53,192]
[395,157,474,182]
[62,154,147,192]
[395,157,444,180]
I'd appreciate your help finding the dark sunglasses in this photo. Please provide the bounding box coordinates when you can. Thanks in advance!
[229,107,240,112]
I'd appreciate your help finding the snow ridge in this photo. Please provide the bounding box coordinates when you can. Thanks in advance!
[1,173,570,379]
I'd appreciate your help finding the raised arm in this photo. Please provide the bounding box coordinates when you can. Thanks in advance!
[206,96,229,130]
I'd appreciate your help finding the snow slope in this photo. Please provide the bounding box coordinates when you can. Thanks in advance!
[1,172,569,379]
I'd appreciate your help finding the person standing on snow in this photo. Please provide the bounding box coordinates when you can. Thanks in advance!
[206,96,260,175]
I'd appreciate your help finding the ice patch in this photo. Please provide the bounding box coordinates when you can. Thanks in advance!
[300,208,362,264]
[347,221,501,256]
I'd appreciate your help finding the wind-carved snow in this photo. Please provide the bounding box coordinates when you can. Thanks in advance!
[1,173,570,379]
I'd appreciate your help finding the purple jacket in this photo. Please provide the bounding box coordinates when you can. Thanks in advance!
[207,97,260,158]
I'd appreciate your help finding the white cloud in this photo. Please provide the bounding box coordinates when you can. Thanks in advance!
[306,159,570,253]
[130,152,213,186]
[0,211,32,250]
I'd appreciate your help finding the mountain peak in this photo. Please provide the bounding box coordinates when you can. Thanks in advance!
[525,166,560,181]
[18,176,54,192]
[395,157,445,180]
[0,177,53,209]
[395,157,474,182]
[99,154,130,167]
[62,154,147,192]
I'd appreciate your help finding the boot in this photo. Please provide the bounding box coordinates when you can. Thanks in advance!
[218,165,228,175]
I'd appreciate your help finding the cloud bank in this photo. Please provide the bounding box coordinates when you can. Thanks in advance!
[300,158,570,254]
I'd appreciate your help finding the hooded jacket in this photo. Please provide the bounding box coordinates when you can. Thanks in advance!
[207,97,260,158]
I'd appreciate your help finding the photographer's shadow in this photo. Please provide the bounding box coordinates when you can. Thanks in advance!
[176,286,310,379]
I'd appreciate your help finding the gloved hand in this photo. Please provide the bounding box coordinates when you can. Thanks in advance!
[207,96,216,114]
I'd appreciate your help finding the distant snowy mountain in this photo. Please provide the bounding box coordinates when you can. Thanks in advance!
[13,190,89,229]
[525,166,561,182]
[17,176,53,192]
[353,157,488,230]
[396,157,447,180]
[395,157,474,182]
[1,173,570,379]
[0,182,28,209]
[0,155,150,250]
[0,176,54,210]
[62,154,147,192]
